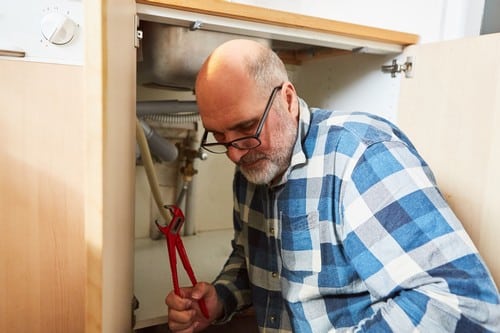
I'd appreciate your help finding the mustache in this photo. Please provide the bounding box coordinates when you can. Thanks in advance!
[238,151,268,166]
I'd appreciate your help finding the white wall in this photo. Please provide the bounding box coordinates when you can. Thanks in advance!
[230,0,485,43]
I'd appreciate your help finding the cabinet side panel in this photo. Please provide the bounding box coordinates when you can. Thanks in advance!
[0,60,85,332]
[85,0,137,332]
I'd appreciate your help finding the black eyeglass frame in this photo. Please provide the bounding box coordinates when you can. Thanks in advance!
[200,84,283,154]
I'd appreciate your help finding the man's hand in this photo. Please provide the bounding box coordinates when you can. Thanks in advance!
[166,282,223,333]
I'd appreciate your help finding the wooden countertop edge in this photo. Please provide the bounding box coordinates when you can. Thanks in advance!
[136,0,419,46]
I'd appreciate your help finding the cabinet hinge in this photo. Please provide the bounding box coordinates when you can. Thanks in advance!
[190,20,203,31]
[135,14,143,48]
[131,295,140,328]
[381,56,414,78]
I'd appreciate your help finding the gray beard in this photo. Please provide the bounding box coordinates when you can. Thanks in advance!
[240,155,282,185]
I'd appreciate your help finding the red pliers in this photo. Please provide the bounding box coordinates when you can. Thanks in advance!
[155,205,209,319]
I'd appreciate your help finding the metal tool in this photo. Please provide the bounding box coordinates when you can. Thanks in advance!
[155,205,209,319]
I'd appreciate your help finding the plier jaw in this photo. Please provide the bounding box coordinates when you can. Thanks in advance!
[155,205,185,236]
[155,204,209,319]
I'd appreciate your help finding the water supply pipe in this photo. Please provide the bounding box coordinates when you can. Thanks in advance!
[135,117,173,239]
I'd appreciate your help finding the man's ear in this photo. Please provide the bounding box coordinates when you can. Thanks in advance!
[284,83,298,116]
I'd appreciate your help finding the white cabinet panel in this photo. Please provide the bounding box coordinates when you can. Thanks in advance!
[398,33,500,287]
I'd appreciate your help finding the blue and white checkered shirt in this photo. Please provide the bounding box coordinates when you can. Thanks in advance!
[213,98,500,332]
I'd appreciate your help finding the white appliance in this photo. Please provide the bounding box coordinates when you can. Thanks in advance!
[0,0,83,65]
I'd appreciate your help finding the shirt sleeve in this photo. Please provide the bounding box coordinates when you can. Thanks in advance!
[212,179,253,323]
[342,140,500,332]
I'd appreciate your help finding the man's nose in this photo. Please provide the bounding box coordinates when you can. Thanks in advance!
[226,146,249,164]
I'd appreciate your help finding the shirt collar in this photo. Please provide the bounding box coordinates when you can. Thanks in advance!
[290,97,310,167]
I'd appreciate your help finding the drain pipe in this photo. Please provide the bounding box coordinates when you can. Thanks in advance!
[139,120,178,162]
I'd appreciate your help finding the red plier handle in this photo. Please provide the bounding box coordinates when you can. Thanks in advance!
[156,205,209,319]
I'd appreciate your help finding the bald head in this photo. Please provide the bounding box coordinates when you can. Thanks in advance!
[196,40,257,99]
[195,39,289,107]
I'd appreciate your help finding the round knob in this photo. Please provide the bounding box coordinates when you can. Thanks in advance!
[41,12,77,45]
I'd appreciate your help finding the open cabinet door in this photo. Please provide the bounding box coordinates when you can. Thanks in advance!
[397,33,500,288]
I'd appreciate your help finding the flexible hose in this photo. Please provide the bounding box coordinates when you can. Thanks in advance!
[135,117,173,229]
[142,112,200,124]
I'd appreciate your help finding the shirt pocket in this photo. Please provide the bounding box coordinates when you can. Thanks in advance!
[280,211,321,274]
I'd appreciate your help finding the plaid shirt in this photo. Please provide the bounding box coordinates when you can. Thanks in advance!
[213,98,500,332]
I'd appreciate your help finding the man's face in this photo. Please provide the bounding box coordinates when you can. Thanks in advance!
[200,86,298,185]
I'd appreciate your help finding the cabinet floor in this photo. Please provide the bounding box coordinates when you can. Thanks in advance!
[135,314,259,333]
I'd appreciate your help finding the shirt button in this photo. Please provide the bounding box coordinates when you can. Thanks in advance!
[269,315,276,323]
[272,271,278,278]
[269,227,275,234]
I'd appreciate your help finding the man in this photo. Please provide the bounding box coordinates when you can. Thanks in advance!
[165,39,500,332]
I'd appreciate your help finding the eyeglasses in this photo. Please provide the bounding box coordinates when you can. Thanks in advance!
[201,84,283,154]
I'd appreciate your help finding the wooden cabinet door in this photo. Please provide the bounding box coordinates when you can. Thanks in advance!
[397,32,500,288]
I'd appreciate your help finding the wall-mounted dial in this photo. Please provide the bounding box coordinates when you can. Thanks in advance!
[41,12,77,45]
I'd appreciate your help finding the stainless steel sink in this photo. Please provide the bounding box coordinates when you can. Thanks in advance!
[138,21,270,90]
